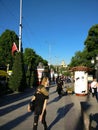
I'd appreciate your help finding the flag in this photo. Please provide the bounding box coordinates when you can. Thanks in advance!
[12,42,18,55]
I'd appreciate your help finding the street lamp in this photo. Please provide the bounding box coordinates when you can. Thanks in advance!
[91,55,98,81]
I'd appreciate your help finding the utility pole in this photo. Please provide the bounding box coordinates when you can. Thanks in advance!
[19,0,22,52]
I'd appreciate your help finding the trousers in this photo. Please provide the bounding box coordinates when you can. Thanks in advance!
[33,110,47,130]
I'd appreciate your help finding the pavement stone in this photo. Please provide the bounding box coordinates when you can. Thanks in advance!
[0,84,98,130]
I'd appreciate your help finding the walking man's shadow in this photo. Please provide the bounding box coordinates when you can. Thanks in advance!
[48,103,74,130]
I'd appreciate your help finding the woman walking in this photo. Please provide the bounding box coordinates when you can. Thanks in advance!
[41,77,50,91]
[56,76,63,97]
[28,79,49,130]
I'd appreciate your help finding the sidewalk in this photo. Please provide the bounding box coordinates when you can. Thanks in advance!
[0,84,98,130]
[79,93,98,130]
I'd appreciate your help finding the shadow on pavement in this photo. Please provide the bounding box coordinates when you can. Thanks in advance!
[49,90,57,95]
[0,99,30,116]
[74,112,83,130]
[47,103,74,130]
[48,96,61,105]
[0,88,35,107]
[0,88,36,130]
[0,112,32,130]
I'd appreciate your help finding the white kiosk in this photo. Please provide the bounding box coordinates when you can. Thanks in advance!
[72,66,91,96]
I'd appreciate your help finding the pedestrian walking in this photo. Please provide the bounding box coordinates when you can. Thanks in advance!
[91,78,97,97]
[28,81,49,130]
[56,76,63,97]
[41,77,50,91]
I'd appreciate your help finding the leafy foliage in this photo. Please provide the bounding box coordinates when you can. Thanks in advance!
[9,52,26,92]
[84,24,98,59]
[69,24,98,69]
[23,48,48,87]
[0,29,49,93]
[69,51,88,67]
[0,29,19,68]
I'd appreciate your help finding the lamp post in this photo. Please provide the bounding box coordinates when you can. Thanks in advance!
[91,55,98,82]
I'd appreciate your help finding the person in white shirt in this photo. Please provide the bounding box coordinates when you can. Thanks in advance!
[91,78,97,97]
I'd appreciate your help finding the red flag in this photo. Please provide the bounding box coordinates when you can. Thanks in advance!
[12,42,18,55]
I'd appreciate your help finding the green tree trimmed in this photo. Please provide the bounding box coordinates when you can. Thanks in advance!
[23,48,48,88]
[9,52,27,92]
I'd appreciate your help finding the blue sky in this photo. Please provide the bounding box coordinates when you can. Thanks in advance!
[0,0,98,65]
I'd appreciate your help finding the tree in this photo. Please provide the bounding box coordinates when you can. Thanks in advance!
[84,24,98,60]
[69,51,88,67]
[0,29,19,68]
[69,24,98,69]
[0,29,49,93]
[9,52,26,92]
[23,48,37,87]
[23,48,48,88]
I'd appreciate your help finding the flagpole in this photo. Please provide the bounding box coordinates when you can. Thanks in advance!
[19,0,22,52]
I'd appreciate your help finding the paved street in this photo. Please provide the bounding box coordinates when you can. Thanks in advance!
[0,83,98,130]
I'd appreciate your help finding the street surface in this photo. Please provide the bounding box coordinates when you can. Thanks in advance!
[0,83,98,130]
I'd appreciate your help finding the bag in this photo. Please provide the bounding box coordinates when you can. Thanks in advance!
[29,100,35,112]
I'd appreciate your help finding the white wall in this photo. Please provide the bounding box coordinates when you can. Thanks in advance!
[74,71,88,94]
